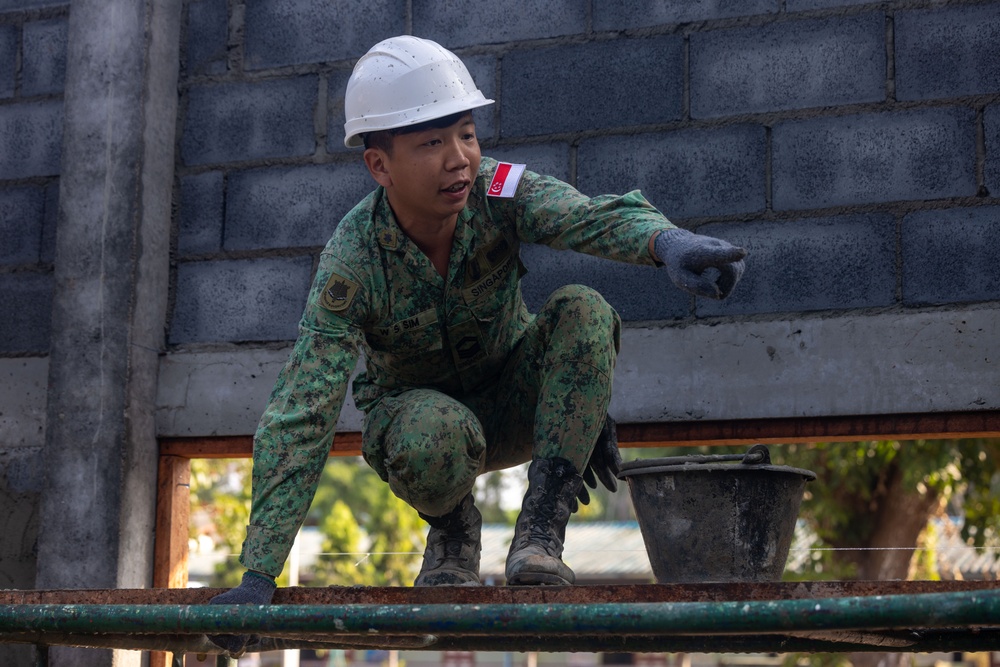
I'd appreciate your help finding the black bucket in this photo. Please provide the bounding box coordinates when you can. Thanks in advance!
[617,445,816,583]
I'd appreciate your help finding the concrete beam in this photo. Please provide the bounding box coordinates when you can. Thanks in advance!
[156,306,1000,438]
[612,306,1000,423]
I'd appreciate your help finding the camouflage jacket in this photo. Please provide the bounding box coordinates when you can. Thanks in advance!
[241,156,675,576]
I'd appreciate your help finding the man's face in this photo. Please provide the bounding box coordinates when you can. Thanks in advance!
[374,113,482,230]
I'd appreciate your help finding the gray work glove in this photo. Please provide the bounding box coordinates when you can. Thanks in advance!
[654,228,747,299]
[207,570,276,656]
[577,415,622,508]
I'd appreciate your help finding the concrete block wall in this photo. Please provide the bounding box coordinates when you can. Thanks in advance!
[0,3,67,663]
[169,0,1000,345]
[0,0,66,356]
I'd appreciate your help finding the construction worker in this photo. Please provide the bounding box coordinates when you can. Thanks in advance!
[208,35,746,654]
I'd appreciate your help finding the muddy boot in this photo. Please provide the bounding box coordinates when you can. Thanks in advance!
[505,457,584,585]
[414,493,482,586]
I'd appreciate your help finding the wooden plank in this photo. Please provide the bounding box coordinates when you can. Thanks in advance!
[159,432,363,458]
[621,410,1000,447]
[157,410,1000,459]
[152,454,190,667]
[153,455,191,589]
[152,455,191,667]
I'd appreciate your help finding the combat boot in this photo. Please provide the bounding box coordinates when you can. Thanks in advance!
[505,457,584,585]
[415,493,482,586]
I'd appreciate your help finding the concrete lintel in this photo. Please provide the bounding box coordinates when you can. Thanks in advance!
[611,306,998,423]
[156,347,365,437]
[156,306,1000,438]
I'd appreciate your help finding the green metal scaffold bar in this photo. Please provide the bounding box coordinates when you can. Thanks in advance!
[0,589,998,657]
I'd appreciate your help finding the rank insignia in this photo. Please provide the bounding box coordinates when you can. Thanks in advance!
[378,227,401,251]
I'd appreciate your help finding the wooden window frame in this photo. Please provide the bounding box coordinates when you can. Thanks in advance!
[154,410,1000,589]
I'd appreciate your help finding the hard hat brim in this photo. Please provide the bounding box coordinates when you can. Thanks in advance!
[344,95,494,148]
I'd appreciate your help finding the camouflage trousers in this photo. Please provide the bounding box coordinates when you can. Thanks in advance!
[362,285,621,517]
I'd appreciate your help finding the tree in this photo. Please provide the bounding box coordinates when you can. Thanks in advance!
[772,439,1000,667]
[191,456,428,587]
[308,457,425,586]
[774,438,1000,581]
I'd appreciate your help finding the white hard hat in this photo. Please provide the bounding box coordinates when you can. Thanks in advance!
[343,35,494,148]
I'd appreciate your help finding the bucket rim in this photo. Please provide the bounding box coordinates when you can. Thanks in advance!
[617,457,817,481]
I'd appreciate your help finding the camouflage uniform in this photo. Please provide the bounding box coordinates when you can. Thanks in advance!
[240,156,675,577]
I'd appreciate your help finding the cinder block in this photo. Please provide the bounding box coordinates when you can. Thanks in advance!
[462,55,496,143]
[177,171,223,256]
[487,144,571,183]
[413,1,585,48]
[22,18,67,96]
[0,272,52,354]
[184,0,228,77]
[695,215,896,317]
[772,108,977,210]
[0,446,43,492]
[902,206,1000,306]
[244,0,401,70]
[500,36,684,138]
[987,105,1000,197]
[40,181,57,263]
[0,0,66,8]
[896,4,1000,101]
[520,244,689,322]
[0,186,44,264]
[691,13,885,119]
[181,76,317,166]
[326,68,355,154]
[577,125,766,219]
[224,162,373,251]
[0,24,15,99]
[593,0,778,31]
[0,100,63,179]
[168,256,314,344]
[786,0,874,11]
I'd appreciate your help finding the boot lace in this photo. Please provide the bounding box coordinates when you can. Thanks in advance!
[519,491,561,552]
[440,521,472,560]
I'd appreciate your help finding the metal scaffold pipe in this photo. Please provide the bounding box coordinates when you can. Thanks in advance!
[0,590,997,639]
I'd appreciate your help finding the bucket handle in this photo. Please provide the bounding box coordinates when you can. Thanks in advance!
[624,445,772,467]
[742,444,772,465]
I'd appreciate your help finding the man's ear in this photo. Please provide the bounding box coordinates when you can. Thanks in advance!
[363,148,393,188]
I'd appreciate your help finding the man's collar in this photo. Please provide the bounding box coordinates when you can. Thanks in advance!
[374,189,404,251]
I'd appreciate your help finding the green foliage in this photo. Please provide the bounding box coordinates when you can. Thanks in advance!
[950,440,1000,547]
[189,459,253,588]
[772,439,1000,550]
[313,499,373,585]
[782,652,851,667]
[307,457,424,586]
[474,469,520,524]
[191,456,425,587]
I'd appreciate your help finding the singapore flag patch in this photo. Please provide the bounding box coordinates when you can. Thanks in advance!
[487,162,526,198]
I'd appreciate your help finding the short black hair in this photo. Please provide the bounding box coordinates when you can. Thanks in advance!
[362,110,472,155]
